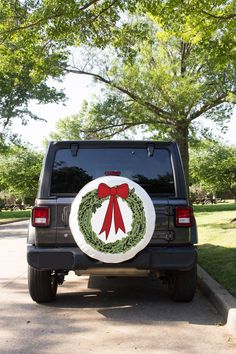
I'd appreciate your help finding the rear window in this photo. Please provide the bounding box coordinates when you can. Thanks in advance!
[51,148,175,196]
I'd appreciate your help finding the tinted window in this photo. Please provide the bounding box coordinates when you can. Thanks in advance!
[51,148,175,196]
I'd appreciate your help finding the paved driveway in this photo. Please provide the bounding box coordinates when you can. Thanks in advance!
[0,221,235,354]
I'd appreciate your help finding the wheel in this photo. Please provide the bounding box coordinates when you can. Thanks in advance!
[28,265,58,303]
[167,266,197,302]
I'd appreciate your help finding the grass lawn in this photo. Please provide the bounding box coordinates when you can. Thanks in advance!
[194,201,236,297]
[0,210,31,224]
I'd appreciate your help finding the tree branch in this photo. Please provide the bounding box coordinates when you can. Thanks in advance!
[66,67,172,120]
[202,10,236,21]
[0,0,101,39]
[79,0,101,12]
[180,41,191,77]
[79,122,140,139]
[78,106,176,139]
[189,93,229,121]
[81,122,138,133]
[91,0,119,22]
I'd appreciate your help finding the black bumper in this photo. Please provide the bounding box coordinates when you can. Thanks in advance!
[27,245,197,271]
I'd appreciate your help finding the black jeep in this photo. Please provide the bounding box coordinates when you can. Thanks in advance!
[27,141,197,303]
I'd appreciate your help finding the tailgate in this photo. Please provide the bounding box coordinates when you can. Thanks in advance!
[56,198,75,246]
[151,199,191,245]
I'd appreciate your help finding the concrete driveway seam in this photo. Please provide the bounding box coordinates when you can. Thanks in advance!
[197,264,236,338]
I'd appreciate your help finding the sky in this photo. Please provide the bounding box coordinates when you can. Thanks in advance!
[11,73,236,150]
[11,73,97,150]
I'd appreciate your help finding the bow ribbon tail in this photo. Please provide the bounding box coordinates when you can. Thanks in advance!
[113,197,126,234]
[99,195,114,239]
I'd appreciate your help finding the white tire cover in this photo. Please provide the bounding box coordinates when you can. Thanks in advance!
[69,176,156,263]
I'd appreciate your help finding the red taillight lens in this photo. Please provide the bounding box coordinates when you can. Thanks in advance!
[175,207,193,227]
[32,207,50,227]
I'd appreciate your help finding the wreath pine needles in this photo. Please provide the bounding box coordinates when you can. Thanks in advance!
[78,187,146,254]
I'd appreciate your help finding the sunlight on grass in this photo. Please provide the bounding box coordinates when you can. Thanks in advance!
[194,202,236,296]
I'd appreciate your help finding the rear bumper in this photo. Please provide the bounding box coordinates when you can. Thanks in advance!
[27,245,197,271]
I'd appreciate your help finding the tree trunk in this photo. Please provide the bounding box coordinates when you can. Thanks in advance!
[173,122,190,192]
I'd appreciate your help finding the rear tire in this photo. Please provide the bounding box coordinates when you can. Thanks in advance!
[28,265,58,303]
[168,266,197,302]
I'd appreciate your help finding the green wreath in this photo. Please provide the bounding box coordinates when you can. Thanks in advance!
[78,187,146,254]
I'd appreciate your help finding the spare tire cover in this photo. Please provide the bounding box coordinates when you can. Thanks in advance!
[69,176,156,263]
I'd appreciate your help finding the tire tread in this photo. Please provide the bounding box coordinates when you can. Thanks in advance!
[168,266,197,302]
[28,266,57,303]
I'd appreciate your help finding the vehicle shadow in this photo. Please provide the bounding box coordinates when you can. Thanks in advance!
[0,274,231,354]
[43,275,221,326]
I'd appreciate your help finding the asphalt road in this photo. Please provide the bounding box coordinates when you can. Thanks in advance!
[0,220,235,354]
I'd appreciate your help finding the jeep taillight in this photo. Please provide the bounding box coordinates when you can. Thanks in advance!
[32,207,50,227]
[175,207,193,227]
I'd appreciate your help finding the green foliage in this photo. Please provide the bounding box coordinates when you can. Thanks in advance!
[0,197,4,211]
[0,145,43,202]
[0,210,31,223]
[195,202,236,296]
[47,101,91,142]
[0,0,136,125]
[51,17,235,183]
[0,1,67,125]
[143,0,236,64]
[194,202,236,214]
[1,0,235,190]
[0,129,25,153]
[81,35,234,132]
[190,140,236,199]
[1,0,235,129]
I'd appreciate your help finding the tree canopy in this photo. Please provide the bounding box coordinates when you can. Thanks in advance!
[0,145,43,203]
[49,17,235,183]
[1,0,236,187]
[145,0,236,54]
[190,140,236,201]
[1,0,235,126]
[0,0,136,125]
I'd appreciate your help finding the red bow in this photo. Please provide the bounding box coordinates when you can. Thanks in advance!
[97,183,129,239]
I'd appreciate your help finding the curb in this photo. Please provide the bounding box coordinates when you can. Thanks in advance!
[0,218,29,226]
[197,265,236,338]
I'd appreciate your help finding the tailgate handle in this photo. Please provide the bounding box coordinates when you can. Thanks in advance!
[62,207,69,226]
